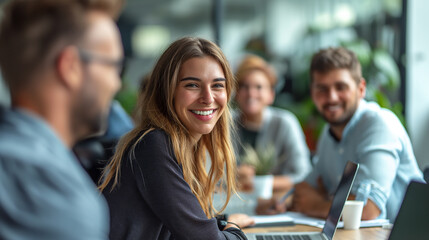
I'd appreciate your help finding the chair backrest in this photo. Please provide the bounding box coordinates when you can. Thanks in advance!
[388,181,429,240]
[423,167,429,183]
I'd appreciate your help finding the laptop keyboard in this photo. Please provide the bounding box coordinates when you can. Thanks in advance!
[255,235,313,240]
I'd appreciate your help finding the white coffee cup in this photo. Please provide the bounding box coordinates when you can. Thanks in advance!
[253,175,273,199]
[342,200,364,230]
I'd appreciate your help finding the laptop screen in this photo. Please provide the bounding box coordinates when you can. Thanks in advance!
[322,161,359,239]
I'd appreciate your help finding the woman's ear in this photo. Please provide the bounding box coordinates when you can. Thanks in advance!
[56,46,83,91]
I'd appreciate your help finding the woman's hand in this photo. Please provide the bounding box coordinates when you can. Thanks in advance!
[227,213,255,228]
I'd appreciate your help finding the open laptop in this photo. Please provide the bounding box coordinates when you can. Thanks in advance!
[388,180,429,240]
[246,161,359,240]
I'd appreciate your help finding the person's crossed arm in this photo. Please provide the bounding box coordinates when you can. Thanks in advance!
[292,177,380,219]
[256,177,380,220]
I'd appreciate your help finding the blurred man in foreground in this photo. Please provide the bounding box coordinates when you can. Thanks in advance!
[0,0,124,238]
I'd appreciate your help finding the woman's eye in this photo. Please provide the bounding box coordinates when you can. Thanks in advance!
[185,83,198,88]
[213,83,225,88]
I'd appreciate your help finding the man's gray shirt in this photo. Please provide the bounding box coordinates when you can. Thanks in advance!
[0,106,109,239]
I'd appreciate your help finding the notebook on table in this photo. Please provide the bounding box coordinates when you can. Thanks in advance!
[388,180,429,240]
[246,161,359,240]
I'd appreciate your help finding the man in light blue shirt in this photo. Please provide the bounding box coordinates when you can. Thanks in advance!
[291,47,423,222]
[0,0,125,238]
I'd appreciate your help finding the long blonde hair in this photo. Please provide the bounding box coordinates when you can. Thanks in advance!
[99,37,237,218]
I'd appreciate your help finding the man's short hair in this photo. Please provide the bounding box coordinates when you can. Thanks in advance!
[0,0,124,90]
[310,47,362,84]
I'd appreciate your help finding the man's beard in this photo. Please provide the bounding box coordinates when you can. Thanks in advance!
[71,79,109,142]
[321,101,358,128]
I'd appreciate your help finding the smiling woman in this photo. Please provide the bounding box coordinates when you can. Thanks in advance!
[98,37,252,240]
[174,56,228,140]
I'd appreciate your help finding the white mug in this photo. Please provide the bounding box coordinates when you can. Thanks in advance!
[342,200,364,230]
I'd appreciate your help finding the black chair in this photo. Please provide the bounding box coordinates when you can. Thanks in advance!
[423,167,429,184]
[73,138,119,184]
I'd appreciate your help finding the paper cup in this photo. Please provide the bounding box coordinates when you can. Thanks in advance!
[253,175,273,199]
[342,200,364,230]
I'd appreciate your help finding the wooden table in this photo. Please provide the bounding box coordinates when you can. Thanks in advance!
[244,224,391,240]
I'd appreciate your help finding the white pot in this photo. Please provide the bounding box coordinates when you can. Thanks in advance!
[253,175,273,199]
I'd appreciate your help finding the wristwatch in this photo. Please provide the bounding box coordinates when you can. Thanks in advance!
[217,219,228,230]
[216,214,229,230]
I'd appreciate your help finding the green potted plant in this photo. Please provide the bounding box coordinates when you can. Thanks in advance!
[240,143,276,199]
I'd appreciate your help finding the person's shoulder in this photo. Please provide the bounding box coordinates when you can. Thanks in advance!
[352,101,407,143]
[0,108,62,160]
[142,128,169,141]
[0,141,86,188]
[132,128,178,167]
[135,128,171,150]
[0,110,85,176]
[266,106,300,124]
[0,126,45,166]
[359,101,402,128]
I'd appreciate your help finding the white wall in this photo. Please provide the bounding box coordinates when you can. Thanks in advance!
[406,0,429,170]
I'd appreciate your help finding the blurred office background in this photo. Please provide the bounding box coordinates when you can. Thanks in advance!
[1,0,429,169]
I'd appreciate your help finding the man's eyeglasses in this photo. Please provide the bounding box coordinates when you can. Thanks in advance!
[78,49,126,78]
